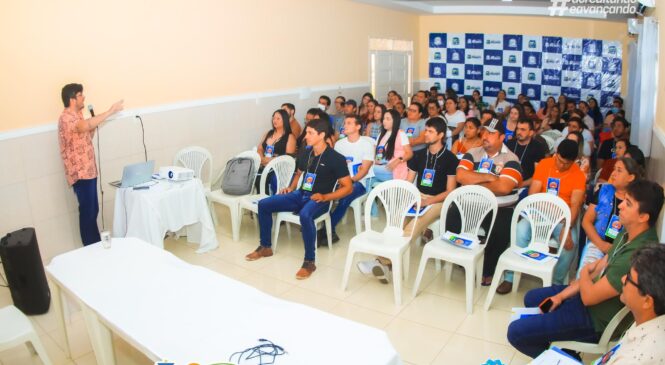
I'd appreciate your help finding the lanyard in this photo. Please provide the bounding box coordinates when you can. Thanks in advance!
[426,146,445,170]
[613,196,618,216]
[517,141,530,164]
[607,234,628,266]
[306,148,326,175]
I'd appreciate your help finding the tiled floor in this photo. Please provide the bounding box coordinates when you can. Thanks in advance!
[0,209,551,365]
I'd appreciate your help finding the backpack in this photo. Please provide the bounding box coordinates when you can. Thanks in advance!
[220,157,256,195]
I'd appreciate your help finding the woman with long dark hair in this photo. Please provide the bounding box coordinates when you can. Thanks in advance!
[373,109,413,183]
[256,109,296,193]
[365,104,386,139]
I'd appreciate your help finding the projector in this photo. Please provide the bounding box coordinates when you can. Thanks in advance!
[159,166,194,181]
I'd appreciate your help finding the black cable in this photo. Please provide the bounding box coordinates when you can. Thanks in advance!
[229,339,286,365]
[135,115,148,161]
[96,127,105,230]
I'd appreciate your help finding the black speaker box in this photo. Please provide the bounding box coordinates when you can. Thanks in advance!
[0,227,51,314]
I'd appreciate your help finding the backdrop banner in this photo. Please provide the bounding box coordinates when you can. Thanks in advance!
[428,33,622,110]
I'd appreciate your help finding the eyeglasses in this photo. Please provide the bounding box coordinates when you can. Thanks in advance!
[623,270,645,294]
[407,108,419,112]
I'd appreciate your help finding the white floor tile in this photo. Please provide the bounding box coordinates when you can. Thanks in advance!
[432,334,515,365]
[385,318,453,365]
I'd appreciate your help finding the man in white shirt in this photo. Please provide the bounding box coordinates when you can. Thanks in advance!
[319,114,375,244]
[593,244,665,364]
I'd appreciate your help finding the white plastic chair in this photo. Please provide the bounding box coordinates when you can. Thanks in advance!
[341,180,421,306]
[272,180,337,253]
[484,193,571,311]
[552,306,631,355]
[542,129,563,141]
[540,135,556,155]
[0,305,52,365]
[412,185,498,314]
[206,150,261,241]
[238,155,296,238]
[173,146,213,189]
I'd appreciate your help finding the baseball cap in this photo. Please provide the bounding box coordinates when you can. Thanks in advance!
[482,118,506,135]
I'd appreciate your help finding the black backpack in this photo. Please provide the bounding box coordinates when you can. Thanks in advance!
[220,157,256,195]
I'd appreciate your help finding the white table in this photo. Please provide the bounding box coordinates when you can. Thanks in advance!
[112,178,218,253]
[46,238,402,365]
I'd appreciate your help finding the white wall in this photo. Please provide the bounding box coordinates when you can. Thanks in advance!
[0,84,371,263]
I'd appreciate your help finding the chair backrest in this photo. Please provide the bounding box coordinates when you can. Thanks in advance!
[598,306,632,347]
[439,185,498,240]
[363,180,421,239]
[511,193,572,255]
[173,146,213,186]
[540,135,556,155]
[542,129,563,141]
[259,155,296,196]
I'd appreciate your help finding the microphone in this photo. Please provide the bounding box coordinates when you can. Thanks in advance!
[87,104,95,117]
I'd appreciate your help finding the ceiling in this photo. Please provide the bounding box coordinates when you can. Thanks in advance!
[354,0,642,21]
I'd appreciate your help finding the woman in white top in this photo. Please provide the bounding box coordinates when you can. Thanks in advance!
[491,89,512,118]
[444,97,466,144]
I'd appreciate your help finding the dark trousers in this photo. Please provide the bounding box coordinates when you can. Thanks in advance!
[258,190,328,261]
[445,204,513,277]
[72,178,100,246]
[507,285,600,358]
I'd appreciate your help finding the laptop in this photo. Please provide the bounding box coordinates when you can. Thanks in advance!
[109,160,155,188]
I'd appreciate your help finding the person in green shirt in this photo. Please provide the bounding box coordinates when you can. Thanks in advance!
[507,179,664,359]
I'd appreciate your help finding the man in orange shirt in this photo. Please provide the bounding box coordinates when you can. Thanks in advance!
[497,139,586,293]
[58,83,123,245]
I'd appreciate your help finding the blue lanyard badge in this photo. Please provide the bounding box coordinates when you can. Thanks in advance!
[594,343,621,365]
[352,163,361,176]
[339,127,346,139]
[376,146,385,161]
[406,127,415,138]
[264,145,274,158]
[302,172,317,191]
[546,177,561,196]
[420,168,435,187]
[456,152,464,160]
[477,157,494,174]
[604,215,623,240]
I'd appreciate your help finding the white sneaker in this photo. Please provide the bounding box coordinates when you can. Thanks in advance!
[357,260,376,275]
[371,262,391,284]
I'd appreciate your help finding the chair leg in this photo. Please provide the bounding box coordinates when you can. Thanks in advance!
[463,264,475,314]
[230,204,240,242]
[286,222,292,238]
[209,201,219,226]
[542,275,552,288]
[411,254,429,298]
[27,334,53,365]
[475,256,484,289]
[353,205,362,235]
[392,256,403,306]
[513,272,522,294]
[403,249,410,281]
[325,217,332,250]
[484,262,505,311]
[444,262,453,282]
[273,218,282,252]
[435,259,442,273]
[341,249,356,291]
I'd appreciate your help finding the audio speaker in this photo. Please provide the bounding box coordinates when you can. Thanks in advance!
[0,228,51,314]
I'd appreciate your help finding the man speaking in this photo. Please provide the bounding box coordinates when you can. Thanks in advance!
[58,83,123,245]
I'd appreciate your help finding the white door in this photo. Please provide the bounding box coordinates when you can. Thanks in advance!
[371,50,412,105]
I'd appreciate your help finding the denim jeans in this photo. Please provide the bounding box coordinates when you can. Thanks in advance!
[258,190,328,261]
[330,181,366,233]
[72,178,100,246]
[504,220,577,285]
[507,285,599,358]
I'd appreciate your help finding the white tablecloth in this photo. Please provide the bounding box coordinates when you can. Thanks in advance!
[112,179,218,253]
[46,238,401,365]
